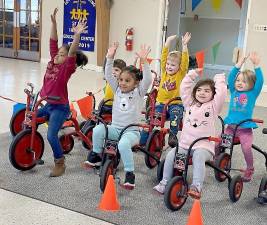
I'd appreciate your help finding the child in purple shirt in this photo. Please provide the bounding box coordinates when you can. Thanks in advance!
[38,8,88,177]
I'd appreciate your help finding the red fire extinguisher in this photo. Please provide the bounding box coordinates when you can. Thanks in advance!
[125,28,134,51]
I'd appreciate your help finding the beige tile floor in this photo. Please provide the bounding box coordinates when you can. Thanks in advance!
[0,57,113,225]
[0,57,105,134]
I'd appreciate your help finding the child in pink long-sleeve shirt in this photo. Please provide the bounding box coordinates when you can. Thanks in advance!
[153,68,227,199]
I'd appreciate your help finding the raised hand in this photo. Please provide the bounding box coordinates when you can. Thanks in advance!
[165,35,177,47]
[249,51,260,66]
[107,42,119,58]
[166,35,177,42]
[135,44,151,63]
[236,54,249,68]
[182,32,191,46]
[72,18,88,35]
[51,8,58,24]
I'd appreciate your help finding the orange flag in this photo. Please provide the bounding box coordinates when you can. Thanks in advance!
[139,57,153,71]
[195,50,205,75]
[235,0,242,9]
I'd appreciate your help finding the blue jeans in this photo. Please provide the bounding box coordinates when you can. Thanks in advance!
[140,104,184,145]
[92,124,140,172]
[37,103,70,159]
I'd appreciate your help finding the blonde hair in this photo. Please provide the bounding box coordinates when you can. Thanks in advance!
[237,69,256,90]
[168,51,182,63]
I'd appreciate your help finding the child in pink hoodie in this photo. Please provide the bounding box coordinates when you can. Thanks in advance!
[153,68,227,199]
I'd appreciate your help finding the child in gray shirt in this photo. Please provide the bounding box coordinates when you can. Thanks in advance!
[85,42,152,189]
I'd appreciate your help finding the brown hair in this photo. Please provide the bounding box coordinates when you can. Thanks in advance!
[191,79,216,105]
[114,59,126,70]
[237,70,256,90]
[61,44,88,67]
[121,65,143,81]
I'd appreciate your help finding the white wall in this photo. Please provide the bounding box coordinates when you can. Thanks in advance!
[108,0,162,68]
[40,0,98,69]
[244,0,267,85]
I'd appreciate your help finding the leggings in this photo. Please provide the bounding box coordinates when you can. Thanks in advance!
[92,124,140,172]
[225,126,254,169]
[161,147,213,191]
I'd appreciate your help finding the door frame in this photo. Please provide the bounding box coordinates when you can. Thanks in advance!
[0,0,41,61]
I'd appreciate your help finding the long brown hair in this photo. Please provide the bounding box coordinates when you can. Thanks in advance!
[191,79,216,105]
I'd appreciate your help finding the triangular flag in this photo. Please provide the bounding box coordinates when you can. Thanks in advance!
[192,0,202,11]
[235,0,243,9]
[211,0,223,12]
[139,58,153,71]
[212,41,221,64]
[195,50,205,75]
[186,200,203,225]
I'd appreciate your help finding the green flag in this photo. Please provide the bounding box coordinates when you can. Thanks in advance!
[212,41,221,64]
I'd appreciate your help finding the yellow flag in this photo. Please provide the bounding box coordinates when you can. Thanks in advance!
[211,0,223,12]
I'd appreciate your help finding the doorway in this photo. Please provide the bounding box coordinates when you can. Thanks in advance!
[0,0,41,61]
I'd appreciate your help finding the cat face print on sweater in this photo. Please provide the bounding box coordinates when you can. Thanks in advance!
[185,105,213,128]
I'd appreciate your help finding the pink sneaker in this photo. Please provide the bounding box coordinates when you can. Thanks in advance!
[242,168,254,182]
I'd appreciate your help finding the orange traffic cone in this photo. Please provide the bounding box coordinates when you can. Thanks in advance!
[97,175,120,211]
[186,200,203,225]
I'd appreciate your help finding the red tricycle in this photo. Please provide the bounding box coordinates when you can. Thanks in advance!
[161,136,243,211]
[214,118,266,182]
[9,94,60,170]
[9,83,41,137]
[85,114,165,192]
[59,92,113,152]
[141,87,182,169]
[8,94,92,170]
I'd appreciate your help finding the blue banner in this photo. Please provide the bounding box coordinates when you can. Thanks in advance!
[63,0,96,52]
[192,0,202,11]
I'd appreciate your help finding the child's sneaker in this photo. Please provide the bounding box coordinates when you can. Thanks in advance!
[87,151,102,167]
[81,161,93,170]
[121,171,135,190]
[153,182,166,194]
[259,190,267,200]
[242,168,254,182]
[168,132,177,148]
[187,185,201,199]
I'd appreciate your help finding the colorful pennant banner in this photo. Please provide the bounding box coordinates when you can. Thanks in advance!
[235,0,243,9]
[192,0,242,12]
[195,50,205,75]
[211,0,223,12]
[212,41,221,64]
[192,0,202,11]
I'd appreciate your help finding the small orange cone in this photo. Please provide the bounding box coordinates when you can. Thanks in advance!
[186,200,203,225]
[97,175,120,211]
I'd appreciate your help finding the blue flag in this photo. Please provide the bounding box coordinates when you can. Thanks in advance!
[192,0,202,11]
